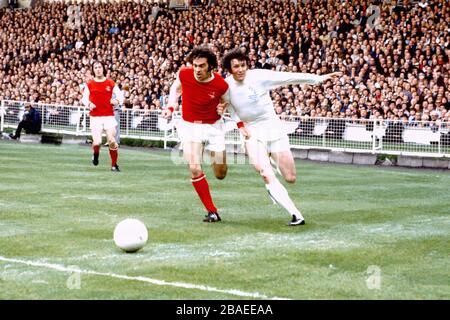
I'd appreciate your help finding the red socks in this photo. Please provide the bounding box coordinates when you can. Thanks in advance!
[93,145,118,167]
[191,173,217,213]
[109,147,118,166]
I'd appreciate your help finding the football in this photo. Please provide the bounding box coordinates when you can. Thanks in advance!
[113,218,148,253]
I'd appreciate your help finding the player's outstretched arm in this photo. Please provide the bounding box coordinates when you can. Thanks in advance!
[256,69,341,90]
[321,72,343,82]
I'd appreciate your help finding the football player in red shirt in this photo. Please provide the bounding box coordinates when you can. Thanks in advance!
[82,61,124,172]
[162,46,229,223]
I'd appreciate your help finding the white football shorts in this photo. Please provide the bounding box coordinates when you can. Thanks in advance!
[246,119,291,153]
[90,116,118,131]
[176,118,226,152]
[246,134,291,153]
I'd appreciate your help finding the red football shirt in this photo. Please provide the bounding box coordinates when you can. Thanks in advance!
[87,79,115,117]
[179,67,229,124]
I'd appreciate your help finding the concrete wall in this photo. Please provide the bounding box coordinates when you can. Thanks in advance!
[232,145,449,169]
[289,149,449,170]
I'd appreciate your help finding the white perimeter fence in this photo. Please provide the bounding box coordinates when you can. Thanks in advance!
[1,100,450,158]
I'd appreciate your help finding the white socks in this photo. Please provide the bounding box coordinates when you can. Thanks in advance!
[267,189,277,204]
[265,180,304,221]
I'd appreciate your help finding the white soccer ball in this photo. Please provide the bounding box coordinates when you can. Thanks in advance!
[113,218,148,253]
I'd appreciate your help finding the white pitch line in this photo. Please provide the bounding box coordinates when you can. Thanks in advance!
[0,256,289,300]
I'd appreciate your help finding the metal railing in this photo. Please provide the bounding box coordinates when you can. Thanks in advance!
[1,100,449,158]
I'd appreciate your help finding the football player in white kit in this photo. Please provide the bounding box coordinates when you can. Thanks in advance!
[221,49,342,226]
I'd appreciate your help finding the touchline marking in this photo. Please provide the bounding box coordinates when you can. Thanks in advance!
[0,256,289,300]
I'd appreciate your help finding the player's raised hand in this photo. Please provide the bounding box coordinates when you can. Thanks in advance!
[322,72,343,82]
[217,102,228,116]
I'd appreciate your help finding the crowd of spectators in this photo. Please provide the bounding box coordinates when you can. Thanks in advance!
[0,0,449,128]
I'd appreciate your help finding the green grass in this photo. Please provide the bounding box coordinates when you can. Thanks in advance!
[0,141,449,299]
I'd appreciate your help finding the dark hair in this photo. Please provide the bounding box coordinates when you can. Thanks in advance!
[186,46,218,71]
[91,61,106,76]
[222,48,250,73]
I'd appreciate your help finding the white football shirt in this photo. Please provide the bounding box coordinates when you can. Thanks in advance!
[224,69,324,124]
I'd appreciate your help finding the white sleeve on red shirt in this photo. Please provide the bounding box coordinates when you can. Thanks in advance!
[167,77,182,109]
[81,84,90,108]
[112,85,124,105]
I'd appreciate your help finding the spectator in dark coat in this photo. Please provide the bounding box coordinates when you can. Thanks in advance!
[10,104,41,139]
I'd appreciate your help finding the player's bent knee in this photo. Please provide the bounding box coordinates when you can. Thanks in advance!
[284,174,296,183]
[109,141,118,150]
[189,164,203,178]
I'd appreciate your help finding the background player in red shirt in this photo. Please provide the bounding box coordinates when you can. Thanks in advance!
[162,46,229,223]
[81,61,124,172]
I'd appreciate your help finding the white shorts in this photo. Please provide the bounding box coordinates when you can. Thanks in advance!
[176,118,226,152]
[90,116,118,131]
[246,119,291,153]
[247,134,291,153]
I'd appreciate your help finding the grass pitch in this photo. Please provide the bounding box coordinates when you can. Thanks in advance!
[0,141,449,299]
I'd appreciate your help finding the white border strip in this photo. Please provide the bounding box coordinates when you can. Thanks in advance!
[0,256,289,300]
